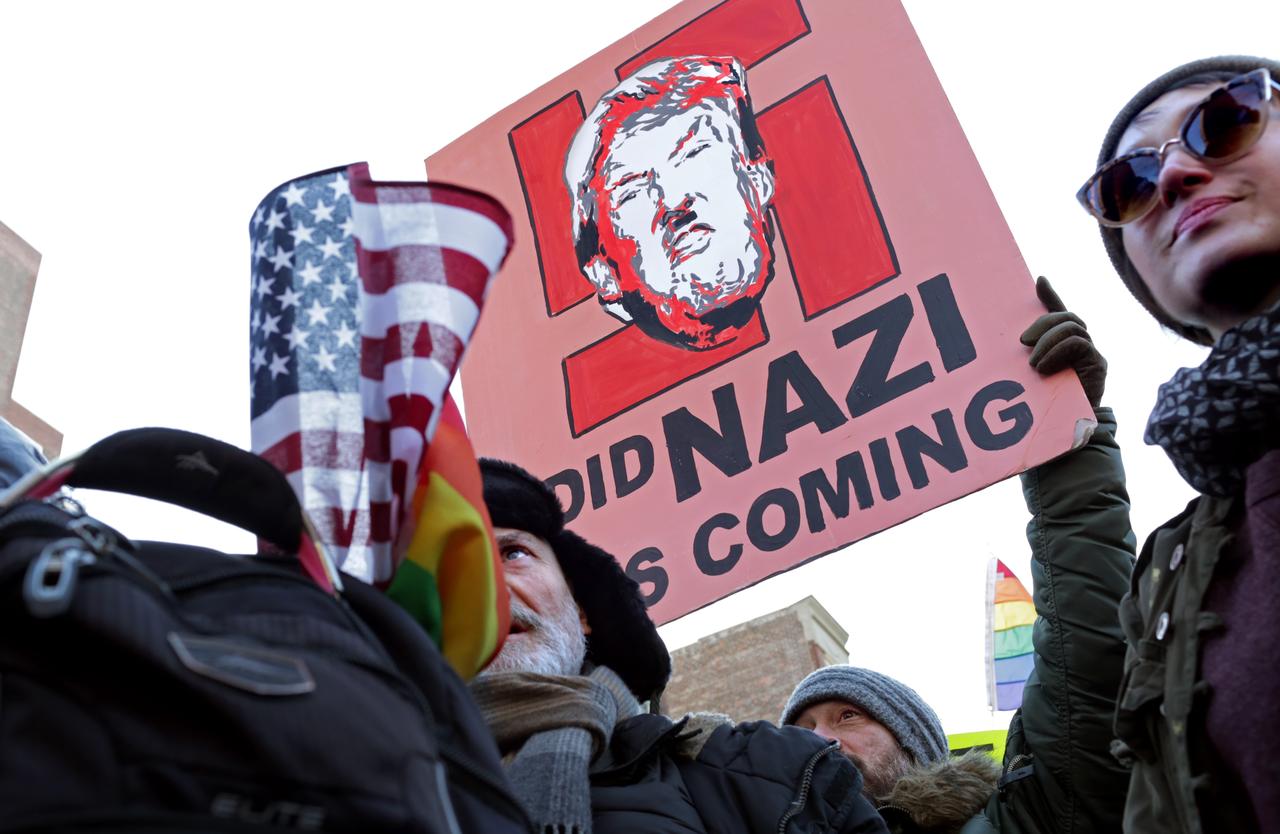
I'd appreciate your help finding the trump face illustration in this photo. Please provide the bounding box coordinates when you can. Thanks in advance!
[566,56,776,350]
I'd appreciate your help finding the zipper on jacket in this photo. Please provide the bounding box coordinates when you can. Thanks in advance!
[1005,753,1032,773]
[777,740,841,834]
[998,753,1035,791]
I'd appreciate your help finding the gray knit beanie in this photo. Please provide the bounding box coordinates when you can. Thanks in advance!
[780,665,948,765]
[1095,55,1280,346]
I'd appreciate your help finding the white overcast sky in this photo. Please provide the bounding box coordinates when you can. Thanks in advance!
[3,0,1277,733]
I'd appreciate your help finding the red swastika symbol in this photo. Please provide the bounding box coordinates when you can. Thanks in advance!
[508,0,897,436]
[563,311,768,436]
[758,77,899,317]
[615,0,810,80]
[509,93,594,316]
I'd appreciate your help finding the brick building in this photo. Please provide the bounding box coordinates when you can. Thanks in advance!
[663,596,849,722]
[0,220,61,457]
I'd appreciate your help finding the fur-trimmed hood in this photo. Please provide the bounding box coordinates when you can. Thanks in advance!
[877,751,1000,834]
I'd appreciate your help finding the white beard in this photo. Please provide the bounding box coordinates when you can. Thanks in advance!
[481,595,587,677]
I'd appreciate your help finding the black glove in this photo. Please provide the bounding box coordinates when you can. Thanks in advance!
[1020,276,1107,408]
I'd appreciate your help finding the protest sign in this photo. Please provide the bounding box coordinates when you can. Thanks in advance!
[429,0,1094,624]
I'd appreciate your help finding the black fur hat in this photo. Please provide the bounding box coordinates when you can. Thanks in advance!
[480,458,671,701]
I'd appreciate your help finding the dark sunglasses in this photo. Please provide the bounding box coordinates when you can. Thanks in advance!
[1078,68,1279,227]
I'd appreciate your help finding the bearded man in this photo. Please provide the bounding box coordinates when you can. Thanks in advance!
[471,459,888,834]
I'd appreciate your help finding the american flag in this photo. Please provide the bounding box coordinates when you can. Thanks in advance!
[249,162,513,582]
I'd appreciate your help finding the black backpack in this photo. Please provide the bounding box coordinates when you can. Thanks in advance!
[0,428,530,834]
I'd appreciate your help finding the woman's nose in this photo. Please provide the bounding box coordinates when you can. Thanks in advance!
[1158,146,1216,208]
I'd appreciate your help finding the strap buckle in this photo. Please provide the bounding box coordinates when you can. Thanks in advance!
[23,539,97,617]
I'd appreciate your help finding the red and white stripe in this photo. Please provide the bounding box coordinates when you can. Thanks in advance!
[259,163,512,581]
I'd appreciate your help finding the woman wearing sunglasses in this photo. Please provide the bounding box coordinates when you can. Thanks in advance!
[1079,56,1280,834]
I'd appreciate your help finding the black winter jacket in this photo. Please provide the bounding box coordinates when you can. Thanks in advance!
[590,712,888,834]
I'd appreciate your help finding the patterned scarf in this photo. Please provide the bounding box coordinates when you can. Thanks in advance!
[469,665,640,834]
[1145,304,1280,497]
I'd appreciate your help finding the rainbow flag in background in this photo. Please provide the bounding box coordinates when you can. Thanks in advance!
[986,559,1035,712]
[389,396,510,679]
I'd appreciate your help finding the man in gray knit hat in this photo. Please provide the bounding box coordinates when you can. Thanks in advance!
[781,666,947,800]
[780,295,1136,834]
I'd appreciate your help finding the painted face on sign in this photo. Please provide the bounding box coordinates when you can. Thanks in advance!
[597,101,775,349]
[567,56,777,351]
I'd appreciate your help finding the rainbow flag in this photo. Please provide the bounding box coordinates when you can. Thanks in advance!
[986,558,1034,712]
[388,396,510,679]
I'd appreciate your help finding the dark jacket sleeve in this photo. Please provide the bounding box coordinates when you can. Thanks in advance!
[678,721,888,834]
[992,407,1136,834]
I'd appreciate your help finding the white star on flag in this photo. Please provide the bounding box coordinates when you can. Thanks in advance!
[313,343,337,372]
[298,262,323,286]
[317,236,344,261]
[284,325,310,351]
[281,182,307,207]
[268,352,290,379]
[269,246,294,273]
[327,277,348,303]
[333,320,357,349]
[305,299,330,327]
[278,287,303,310]
[261,312,281,337]
[289,223,315,245]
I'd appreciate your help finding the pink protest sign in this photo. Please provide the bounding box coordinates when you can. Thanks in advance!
[430,0,1093,624]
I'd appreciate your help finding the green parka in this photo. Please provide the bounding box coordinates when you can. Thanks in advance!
[1111,468,1278,834]
[882,408,1135,834]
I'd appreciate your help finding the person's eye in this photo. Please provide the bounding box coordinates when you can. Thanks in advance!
[502,546,533,562]
[679,143,711,164]
[839,709,861,722]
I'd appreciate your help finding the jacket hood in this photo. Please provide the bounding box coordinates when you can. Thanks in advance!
[878,750,1000,833]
